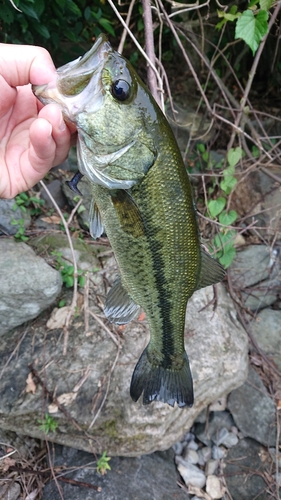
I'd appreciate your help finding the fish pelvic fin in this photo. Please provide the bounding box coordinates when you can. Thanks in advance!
[130,348,194,408]
[104,276,140,325]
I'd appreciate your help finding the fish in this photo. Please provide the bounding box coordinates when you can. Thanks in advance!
[33,34,225,408]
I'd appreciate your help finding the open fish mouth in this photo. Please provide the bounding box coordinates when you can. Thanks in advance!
[32,34,112,119]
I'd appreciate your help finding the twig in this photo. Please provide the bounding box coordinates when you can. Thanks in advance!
[142,0,161,106]
[88,311,119,346]
[227,3,281,152]
[28,363,84,432]
[107,0,165,112]
[118,0,136,54]
[88,339,120,429]
[0,327,28,380]
[40,180,78,354]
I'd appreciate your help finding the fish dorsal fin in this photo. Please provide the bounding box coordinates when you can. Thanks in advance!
[196,247,226,290]
[110,190,145,238]
[89,199,104,239]
[104,276,140,325]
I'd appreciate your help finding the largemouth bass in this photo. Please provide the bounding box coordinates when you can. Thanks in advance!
[33,34,225,408]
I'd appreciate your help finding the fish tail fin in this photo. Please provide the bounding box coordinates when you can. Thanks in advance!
[130,348,193,408]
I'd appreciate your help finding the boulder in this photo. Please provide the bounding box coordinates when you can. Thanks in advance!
[0,239,62,335]
[0,247,248,455]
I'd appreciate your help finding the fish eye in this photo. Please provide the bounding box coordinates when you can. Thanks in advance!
[111,80,130,101]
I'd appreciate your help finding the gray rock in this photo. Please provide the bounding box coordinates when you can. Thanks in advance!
[194,411,235,446]
[187,440,199,451]
[198,446,212,464]
[206,475,224,499]
[41,179,67,208]
[42,446,188,500]
[0,482,21,500]
[223,438,269,500]
[173,441,184,455]
[212,446,226,460]
[0,198,31,235]
[182,448,199,464]
[229,245,273,289]
[229,244,280,310]
[0,255,248,456]
[205,458,219,476]
[220,431,239,448]
[251,308,281,370]
[212,426,229,445]
[0,239,62,335]
[176,459,206,488]
[228,365,276,447]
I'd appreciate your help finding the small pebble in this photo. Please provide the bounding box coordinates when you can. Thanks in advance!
[173,441,184,455]
[212,427,229,446]
[206,475,225,499]
[199,446,212,463]
[231,425,238,435]
[187,439,199,451]
[221,431,239,448]
[205,458,219,476]
[182,448,199,465]
[212,445,226,460]
[177,462,206,489]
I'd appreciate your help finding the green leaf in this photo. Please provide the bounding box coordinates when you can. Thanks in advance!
[208,197,226,218]
[98,17,115,36]
[197,143,205,153]
[227,147,243,167]
[67,0,82,16]
[0,5,15,24]
[219,247,236,268]
[33,23,50,38]
[220,176,237,194]
[20,4,40,21]
[218,210,238,226]
[259,0,273,11]
[235,9,269,55]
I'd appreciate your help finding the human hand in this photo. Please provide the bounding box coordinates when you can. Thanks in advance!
[0,43,75,198]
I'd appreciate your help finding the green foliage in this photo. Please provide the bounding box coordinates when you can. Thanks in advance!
[12,192,45,216]
[52,251,86,288]
[97,451,111,475]
[38,413,58,434]
[1,0,116,62]
[217,1,273,55]
[11,218,29,242]
[205,147,243,268]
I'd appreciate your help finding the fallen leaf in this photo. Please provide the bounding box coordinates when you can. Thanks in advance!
[25,372,36,394]
[277,399,281,410]
[1,457,16,473]
[48,392,77,413]
[188,485,211,500]
[41,215,61,224]
[46,306,71,329]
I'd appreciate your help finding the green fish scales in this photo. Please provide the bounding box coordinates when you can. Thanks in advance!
[33,34,225,408]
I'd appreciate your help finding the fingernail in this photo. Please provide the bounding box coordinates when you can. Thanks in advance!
[59,115,66,131]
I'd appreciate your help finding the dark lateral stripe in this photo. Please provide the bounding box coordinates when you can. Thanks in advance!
[129,182,176,368]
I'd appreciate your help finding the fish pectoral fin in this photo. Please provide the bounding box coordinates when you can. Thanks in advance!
[89,199,104,239]
[104,277,140,325]
[196,247,226,290]
[130,348,193,408]
[110,190,145,238]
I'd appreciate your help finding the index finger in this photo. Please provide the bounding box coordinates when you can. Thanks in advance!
[0,43,57,87]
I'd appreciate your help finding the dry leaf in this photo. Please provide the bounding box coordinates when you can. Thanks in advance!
[188,485,211,500]
[48,391,77,413]
[25,372,36,394]
[40,215,61,224]
[1,457,16,473]
[46,306,71,329]
[138,311,146,321]
[277,399,281,410]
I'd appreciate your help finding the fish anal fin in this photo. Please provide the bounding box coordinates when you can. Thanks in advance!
[196,247,226,290]
[130,348,193,408]
[110,190,145,238]
[104,277,140,325]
